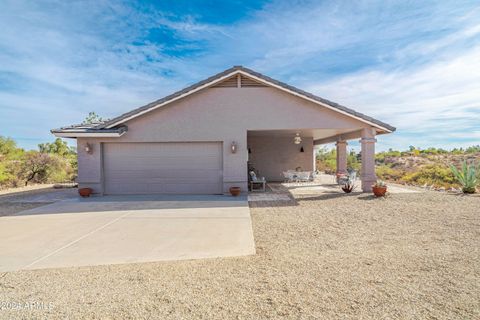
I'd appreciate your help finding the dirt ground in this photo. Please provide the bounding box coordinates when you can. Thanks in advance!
[0,189,479,319]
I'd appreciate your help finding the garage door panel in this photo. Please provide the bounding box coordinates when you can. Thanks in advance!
[103,142,223,194]
[105,168,222,179]
[105,183,222,195]
[105,157,221,169]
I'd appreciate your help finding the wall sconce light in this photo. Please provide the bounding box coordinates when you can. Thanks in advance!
[300,146,304,153]
[231,141,237,154]
[248,148,252,154]
[84,143,93,154]
[294,133,302,144]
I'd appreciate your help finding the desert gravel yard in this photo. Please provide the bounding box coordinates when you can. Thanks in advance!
[1,190,479,319]
[0,185,77,217]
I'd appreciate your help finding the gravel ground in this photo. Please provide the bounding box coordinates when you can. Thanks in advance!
[0,187,77,217]
[0,191,479,319]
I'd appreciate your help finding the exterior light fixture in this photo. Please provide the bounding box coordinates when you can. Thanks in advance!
[231,141,237,153]
[300,146,304,153]
[248,148,252,154]
[84,143,93,154]
[294,133,302,145]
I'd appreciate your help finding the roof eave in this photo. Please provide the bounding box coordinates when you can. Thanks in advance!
[50,126,128,138]
[51,131,127,138]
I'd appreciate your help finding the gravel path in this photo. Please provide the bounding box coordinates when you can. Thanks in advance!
[0,191,479,319]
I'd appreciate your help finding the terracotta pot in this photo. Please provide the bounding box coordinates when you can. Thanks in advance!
[372,186,387,197]
[78,187,93,197]
[229,187,241,196]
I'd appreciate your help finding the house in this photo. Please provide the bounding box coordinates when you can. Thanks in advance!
[52,66,395,195]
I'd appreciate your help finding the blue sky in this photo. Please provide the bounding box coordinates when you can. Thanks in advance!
[1,0,479,151]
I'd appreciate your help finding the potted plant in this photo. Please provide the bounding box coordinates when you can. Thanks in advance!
[229,186,241,196]
[78,187,93,197]
[372,180,387,197]
[450,161,478,194]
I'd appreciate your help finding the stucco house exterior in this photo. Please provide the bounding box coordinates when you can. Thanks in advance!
[52,66,395,195]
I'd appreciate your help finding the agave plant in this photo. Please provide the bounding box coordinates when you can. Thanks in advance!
[373,180,387,188]
[341,179,355,193]
[450,161,478,194]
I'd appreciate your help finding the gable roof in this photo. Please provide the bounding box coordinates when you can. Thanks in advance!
[54,66,396,135]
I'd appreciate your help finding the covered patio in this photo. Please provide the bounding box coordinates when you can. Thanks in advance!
[247,173,420,203]
[247,127,381,192]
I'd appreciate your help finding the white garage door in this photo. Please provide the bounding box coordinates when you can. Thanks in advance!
[103,142,223,195]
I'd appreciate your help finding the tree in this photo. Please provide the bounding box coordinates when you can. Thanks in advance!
[38,138,75,157]
[82,112,104,124]
[20,152,61,186]
[0,136,23,159]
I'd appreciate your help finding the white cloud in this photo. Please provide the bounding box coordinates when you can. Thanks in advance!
[307,45,480,137]
[0,0,479,151]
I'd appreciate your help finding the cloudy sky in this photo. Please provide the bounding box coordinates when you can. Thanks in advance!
[1,0,479,151]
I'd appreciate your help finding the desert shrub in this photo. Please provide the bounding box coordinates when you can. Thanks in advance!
[347,151,361,171]
[465,145,480,153]
[0,162,12,184]
[316,148,336,173]
[39,138,77,182]
[401,164,456,188]
[376,164,404,181]
[316,148,361,174]
[19,151,63,186]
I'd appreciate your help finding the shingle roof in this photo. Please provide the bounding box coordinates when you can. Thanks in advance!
[55,66,396,134]
[51,123,127,134]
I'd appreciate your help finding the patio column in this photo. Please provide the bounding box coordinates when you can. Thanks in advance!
[360,128,377,192]
[336,140,348,175]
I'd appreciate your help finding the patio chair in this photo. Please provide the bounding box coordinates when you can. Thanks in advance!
[337,170,357,185]
[296,171,311,183]
[347,169,357,181]
[249,171,266,192]
[282,171,295,183]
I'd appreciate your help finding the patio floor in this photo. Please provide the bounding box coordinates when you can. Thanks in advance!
[248,173,420,202]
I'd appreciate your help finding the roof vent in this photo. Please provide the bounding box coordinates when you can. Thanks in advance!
[211,75,238,88]
[212,74,266,88]
[241,75,266,87]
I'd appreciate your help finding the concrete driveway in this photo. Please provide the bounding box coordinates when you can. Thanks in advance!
[0,195,255,272]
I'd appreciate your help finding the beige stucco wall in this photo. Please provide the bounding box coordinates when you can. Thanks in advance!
[77,86,370,194]
[248,136,314,181]
[77,139,103,193]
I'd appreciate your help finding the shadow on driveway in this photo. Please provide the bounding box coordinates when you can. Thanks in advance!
[13,194,248,216]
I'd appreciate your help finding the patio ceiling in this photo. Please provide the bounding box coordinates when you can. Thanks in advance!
[247,128,360,141]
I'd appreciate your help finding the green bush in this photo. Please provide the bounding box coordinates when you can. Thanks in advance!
[376,164,404,181]
[401,164,456,188]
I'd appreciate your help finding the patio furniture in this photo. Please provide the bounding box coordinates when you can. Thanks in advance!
[337,170,357,185]
[282,171,295,183]
[283,170,312,183]
[347,169,357,181]
[249,171,266,192]
[296,171,311,182]
[336,172,348,184]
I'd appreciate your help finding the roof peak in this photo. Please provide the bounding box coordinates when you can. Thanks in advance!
[68,65,395,133]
